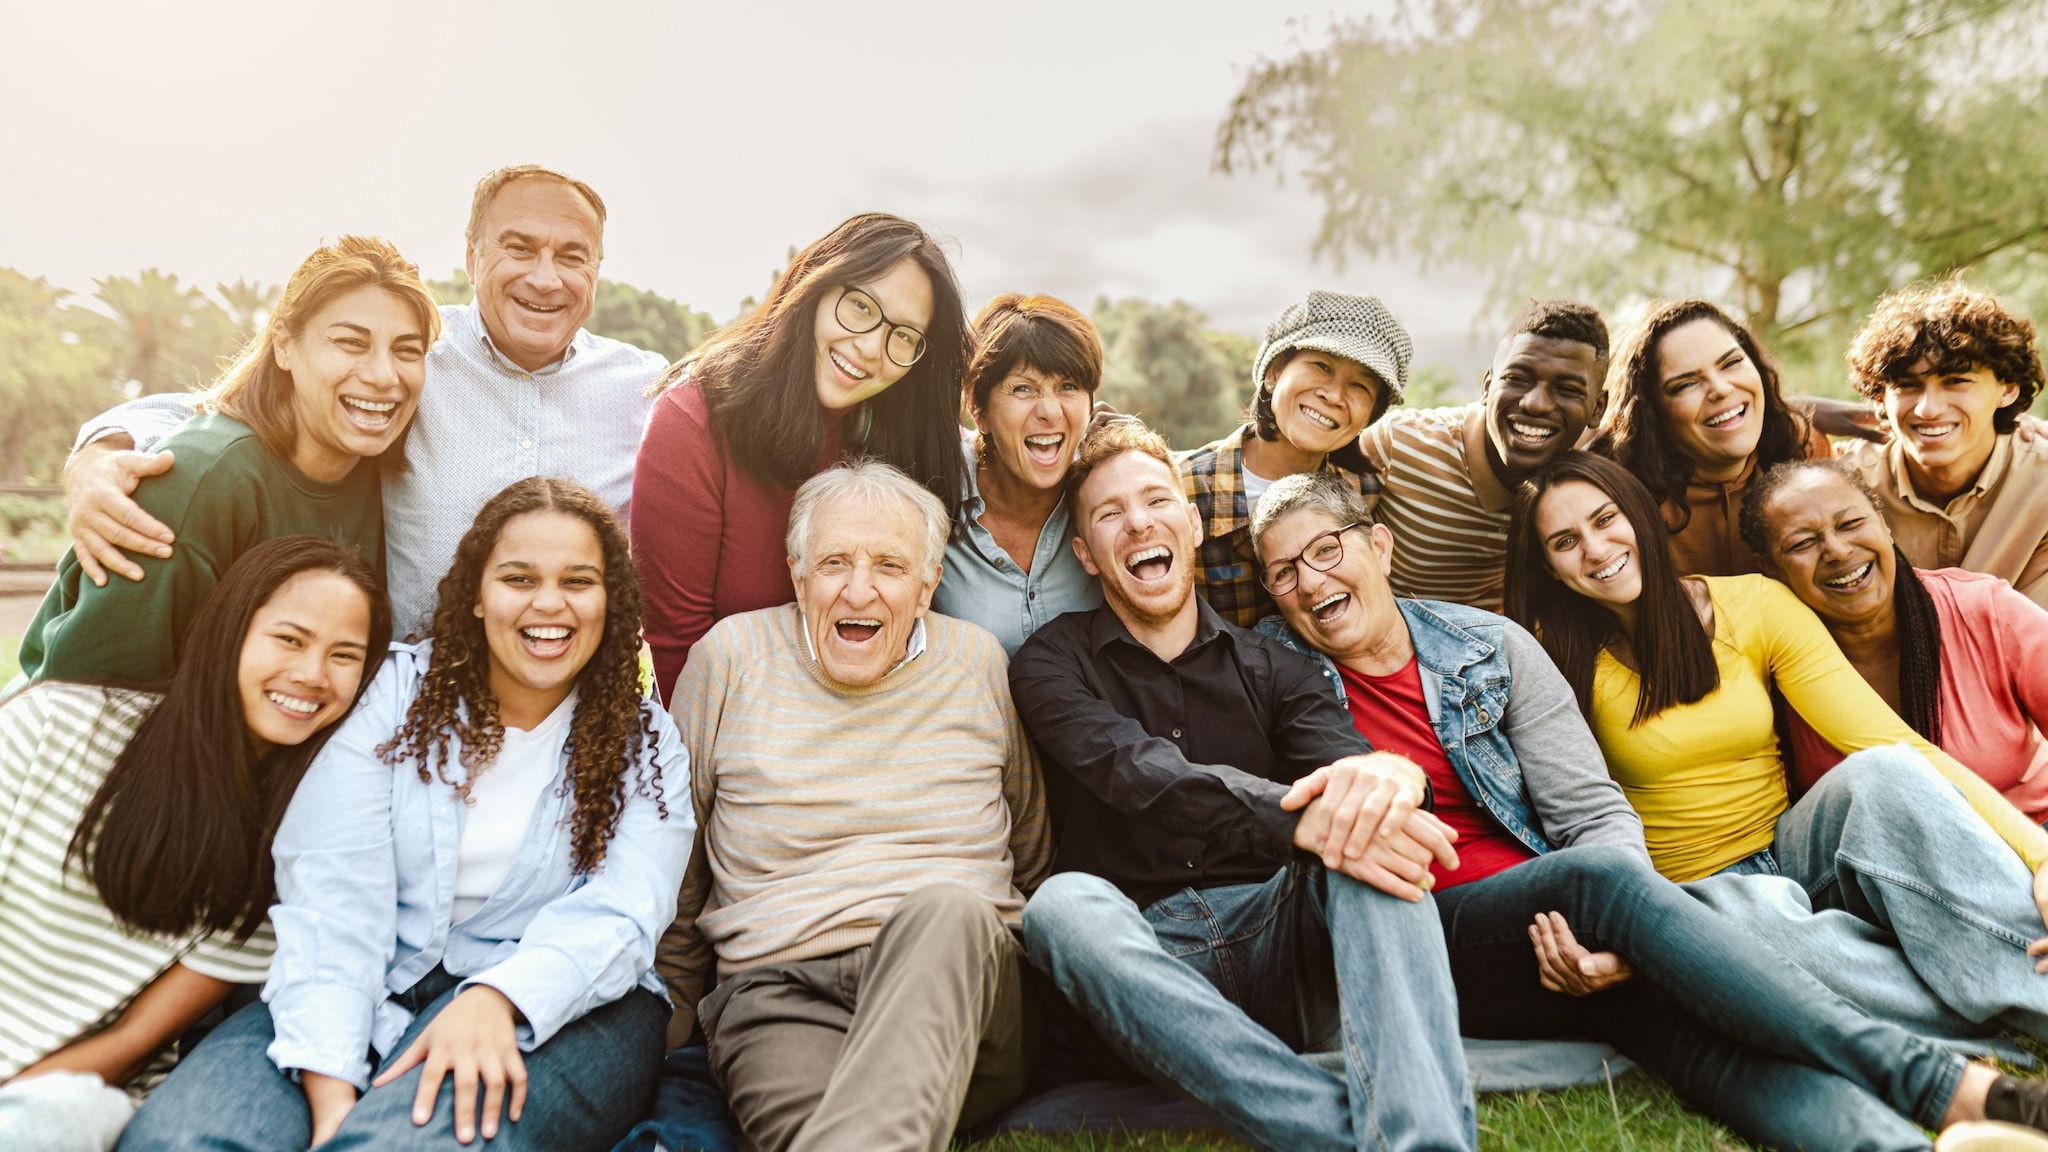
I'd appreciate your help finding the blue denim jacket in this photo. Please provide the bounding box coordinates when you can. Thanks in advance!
[264,643,695,1089]
[1259,598,1562,857]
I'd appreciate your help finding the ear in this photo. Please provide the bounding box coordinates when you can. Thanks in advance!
[2000,379,2022,408]
[1072,531,1101,578]
[787,554,803,599]
[472,592,485,620]
[1479,368,1493,398]
[1367,522,1395,567]
[272,330,294,373]
[1587,378,1610,427]
[916,563,942,616]
[1184,502,1204,548]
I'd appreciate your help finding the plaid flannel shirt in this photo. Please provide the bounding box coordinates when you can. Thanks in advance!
[1177,425,1383,627]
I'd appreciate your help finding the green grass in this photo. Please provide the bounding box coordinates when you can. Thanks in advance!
[965,1072,1760,1151]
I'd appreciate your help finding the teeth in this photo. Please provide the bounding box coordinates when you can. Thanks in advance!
[1125,545,1169,574]
[840,618,881,628]
[523,626,570,640]
[1300,406,1340,431]
[1823,561,1874,588]
[267,691,319,715]
[1024,434,1063,448]
[343,397,397,413]
[829,349,870,380]
[1509,419,1555,441]
[1912,423,1957,438]
[1591,553,1629,580]
[515,298,564,313]
[1704,403,1748,428]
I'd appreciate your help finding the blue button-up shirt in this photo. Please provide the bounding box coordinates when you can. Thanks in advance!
[932,444,1102,655]
[79,303,669,637]
[262,643,694,1089]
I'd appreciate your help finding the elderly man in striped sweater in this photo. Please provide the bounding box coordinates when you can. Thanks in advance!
[654,459,1052,1152]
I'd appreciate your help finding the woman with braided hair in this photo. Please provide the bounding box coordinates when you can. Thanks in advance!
[125,477,694,1152]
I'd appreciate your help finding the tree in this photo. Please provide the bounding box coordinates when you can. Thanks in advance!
[0,269,115,482]
[214,277,280,344]
[1092,297,1253,450]
[84,269,238,394]
[1218,0,2048,383]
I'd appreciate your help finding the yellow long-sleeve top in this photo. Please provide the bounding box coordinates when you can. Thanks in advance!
[1590,573,2048,882]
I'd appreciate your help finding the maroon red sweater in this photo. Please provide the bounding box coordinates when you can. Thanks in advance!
[633,380,844,701]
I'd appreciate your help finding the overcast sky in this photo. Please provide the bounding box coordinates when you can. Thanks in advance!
[1,0,1492,372]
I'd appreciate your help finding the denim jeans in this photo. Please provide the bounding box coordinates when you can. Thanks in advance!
[1022,861,1475,1152]
[119,968,667,1152]
[1439,843,1944,1152]
[1776,745,2048,1039]
[608,1045,738,1152]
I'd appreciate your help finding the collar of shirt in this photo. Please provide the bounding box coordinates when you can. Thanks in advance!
[455,302,584,378]
[1084,595,1233,661]
[1457,403,1519,514]
[1887,433,2012,516]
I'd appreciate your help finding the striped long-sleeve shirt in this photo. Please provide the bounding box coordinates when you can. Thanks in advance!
[653,605,1051,1044]
[0,683,271,1082]
[1359,403,1520,612]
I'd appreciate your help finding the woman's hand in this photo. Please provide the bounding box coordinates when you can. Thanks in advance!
[302,1070,359,1146]
[1530,911,1634,996]
[371,985,527,1145]
[2028,862,2048,973]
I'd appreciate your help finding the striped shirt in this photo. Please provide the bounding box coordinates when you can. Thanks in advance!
[0,683,271,1081]
[1359,403,1519,612]
[655,606,1051,1038]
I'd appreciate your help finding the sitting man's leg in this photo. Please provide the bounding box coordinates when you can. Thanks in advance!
[1775,745,2048,1037]
[1024,865,1472,1152]
[705,884,1027,1152]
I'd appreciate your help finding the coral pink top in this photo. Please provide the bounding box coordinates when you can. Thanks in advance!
[1787,568,2048,821]
[632,380,845,703]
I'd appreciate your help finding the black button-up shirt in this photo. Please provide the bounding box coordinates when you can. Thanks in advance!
[1009,598,1371,906]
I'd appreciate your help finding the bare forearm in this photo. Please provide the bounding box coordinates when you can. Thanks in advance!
[12,965,232,1087]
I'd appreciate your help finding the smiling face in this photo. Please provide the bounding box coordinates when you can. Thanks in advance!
[790,491,940,687]
[465,178,603,372]
[1266,350,1384,456]
[237,569,374,755]
[976,365,1092,492]
[1534,479,1645,609]
[1757,469,1897,629]
[1484,334,1605,483]
[1881,358,2019,486]
[473,510,607,727]
[273,285,429,483]
[1653,318,1768,481]
[1262,507,1402,664]
[1072,449,1204,632]
[812,258,935,412]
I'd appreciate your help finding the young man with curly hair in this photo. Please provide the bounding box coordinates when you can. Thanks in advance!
[1839,279,2048,607]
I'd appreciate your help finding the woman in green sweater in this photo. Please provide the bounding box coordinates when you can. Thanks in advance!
[16,235,438,687]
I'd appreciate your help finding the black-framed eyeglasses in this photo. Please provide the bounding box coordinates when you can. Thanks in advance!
[1259,522,1366,595]
[835,287,928,369]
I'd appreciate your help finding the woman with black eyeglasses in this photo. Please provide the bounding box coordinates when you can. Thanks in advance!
[631,213,972,702]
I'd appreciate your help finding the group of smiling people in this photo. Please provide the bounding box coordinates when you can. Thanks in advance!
[3,162,2048,1152]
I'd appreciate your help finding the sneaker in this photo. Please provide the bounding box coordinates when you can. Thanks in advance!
[1938,1122,2048,1152]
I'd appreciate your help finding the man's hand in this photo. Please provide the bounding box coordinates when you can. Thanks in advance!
[371,985,527,1145]
[1286,755,1457,901]
[1791,395,1884,444]
[2027,862,2048,974]
[2016,412,2048,445]
[302,1070,359,1146]
[1529,911,1634,996]
[65,442,175,585]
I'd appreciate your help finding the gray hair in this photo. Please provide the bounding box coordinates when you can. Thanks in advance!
[1249,470,1377,563]
[786,457,950,578]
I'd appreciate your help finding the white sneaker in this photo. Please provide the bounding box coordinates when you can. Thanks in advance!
[1939,1122,2048,1151]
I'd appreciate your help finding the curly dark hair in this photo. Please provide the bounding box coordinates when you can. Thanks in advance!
[378,477,668,873]
[1589,299,1810,530]
[1846,278,2043,434]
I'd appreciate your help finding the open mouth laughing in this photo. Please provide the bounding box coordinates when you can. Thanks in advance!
[1820,560,1875,594]
[341,395,399,432]
[1124,545,1173,583]
[834,617,883,643]
[1309,590,1351,626]
[1298,404,1341,432]
[265,690,323,719]
[1023,433,1065,467]
[1588,552,1630,582]
[829,348,871,381]
[1702,402,1749,431]
[519,624,574,658]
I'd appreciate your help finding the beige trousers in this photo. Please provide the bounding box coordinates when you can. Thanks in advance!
[700,884,1031,1152]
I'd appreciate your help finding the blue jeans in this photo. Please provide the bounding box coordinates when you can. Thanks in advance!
[1022,861,1475,1152]
[1439,843,1947,1152]
[119,968,667,1152]
[609,1045,737,1152]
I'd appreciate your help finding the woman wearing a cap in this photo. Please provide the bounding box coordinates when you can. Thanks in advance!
[1178,290,1411,626]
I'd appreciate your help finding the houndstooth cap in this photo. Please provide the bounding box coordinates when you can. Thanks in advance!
[1252,290,1414,406]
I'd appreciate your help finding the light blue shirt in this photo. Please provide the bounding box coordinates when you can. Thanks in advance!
[262,642,694,1090]
[931,444,1102,655]
[78,303,670,638]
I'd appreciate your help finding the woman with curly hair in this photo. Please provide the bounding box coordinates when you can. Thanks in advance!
[125,477,693,1152]
[1833,279,2048,608]
[1589,299,1829,579]
[632,212,972,700]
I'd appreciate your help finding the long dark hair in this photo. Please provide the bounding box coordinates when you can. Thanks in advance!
[1590,299,1809,530]
[378,477,669,873]
[69,537,392,939]
[666,213,970,522]
[1504,451,1720,724]
[1738,458,1943,743]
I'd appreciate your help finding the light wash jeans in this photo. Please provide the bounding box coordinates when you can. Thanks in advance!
[1022,861,1475,1152]
[1689,745,2048,1047]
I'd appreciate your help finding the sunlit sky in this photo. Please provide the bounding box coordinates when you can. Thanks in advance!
[2,0,1492,370]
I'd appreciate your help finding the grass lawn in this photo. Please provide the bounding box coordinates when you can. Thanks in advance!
[968,1073,1758,1151]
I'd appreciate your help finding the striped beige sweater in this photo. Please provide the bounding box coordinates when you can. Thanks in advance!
[655,605,1051,1043]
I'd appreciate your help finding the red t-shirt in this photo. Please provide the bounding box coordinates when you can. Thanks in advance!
[1337,657,1536,890]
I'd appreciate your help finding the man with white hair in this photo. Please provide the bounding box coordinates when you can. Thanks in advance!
[654,459,1052,1152]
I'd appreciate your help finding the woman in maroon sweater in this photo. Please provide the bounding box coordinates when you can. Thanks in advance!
[632,213,972,701]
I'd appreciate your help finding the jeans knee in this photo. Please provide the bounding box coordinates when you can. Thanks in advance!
[1022,872,1134,960]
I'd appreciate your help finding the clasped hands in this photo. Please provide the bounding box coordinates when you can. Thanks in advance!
[1283,752,1457,902]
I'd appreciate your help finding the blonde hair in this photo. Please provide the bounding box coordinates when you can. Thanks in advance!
[201,236,441,463]
[464,164,608,258]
